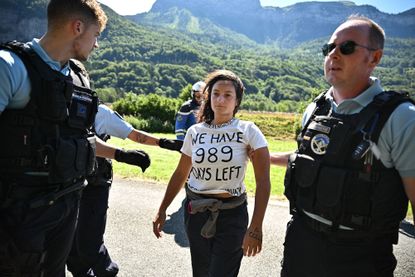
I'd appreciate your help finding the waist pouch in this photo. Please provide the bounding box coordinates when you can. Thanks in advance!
[87,157,113,186]
[48,135,96,184]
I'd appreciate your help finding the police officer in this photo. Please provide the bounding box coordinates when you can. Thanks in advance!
[0,1,148,276]
[271,16,415,277]
[67,102,182,277]
[175,81,205,140]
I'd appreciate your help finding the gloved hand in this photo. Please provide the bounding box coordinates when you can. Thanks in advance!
[114,149,150,172]
[159,138,183,152]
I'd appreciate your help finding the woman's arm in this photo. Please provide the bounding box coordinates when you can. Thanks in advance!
[243,146,271,257]
[153,154,192,238]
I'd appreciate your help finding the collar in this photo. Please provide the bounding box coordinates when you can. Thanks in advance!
[28,38,71,76]
[325,77,383,114]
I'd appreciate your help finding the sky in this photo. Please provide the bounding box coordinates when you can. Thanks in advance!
[98,0,415,15]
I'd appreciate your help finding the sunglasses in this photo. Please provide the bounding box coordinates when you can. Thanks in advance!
[322,40,377,56]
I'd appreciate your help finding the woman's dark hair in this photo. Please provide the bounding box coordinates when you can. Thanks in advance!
[197,69,245,124]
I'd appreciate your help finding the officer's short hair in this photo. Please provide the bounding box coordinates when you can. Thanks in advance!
[346,15,385,50]
[47,0,107,31]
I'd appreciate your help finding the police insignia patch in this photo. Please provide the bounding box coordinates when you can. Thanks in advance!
[311,134,329,155]
[309,121,331,134]
[177,115,183,121]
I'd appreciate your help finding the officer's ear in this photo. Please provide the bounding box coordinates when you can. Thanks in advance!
[370,49,383,67]
[72,20,84,36]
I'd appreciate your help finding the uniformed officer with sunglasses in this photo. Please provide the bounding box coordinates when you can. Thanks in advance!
[271,15,415,277]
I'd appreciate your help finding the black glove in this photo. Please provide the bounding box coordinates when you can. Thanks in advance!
[114,149,150,172]
[159,138,183,152]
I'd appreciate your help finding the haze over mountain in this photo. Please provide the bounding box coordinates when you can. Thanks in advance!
[130,0,415,47]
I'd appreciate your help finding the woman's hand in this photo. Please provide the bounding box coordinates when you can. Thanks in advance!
[152,210,167,238]
[242,225,263,257]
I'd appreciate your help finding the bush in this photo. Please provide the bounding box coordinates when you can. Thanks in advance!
[112,93,181,133]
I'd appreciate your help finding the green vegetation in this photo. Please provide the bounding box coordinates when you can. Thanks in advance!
[109,134,296,197]
[110,92,302,137]
[237,111,302,140]
[112,92,182,132]
[89,8,415,111]
[6,1,414,110]
[109,134,413,220]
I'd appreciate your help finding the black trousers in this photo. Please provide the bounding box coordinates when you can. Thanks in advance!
[184,198,248,277]
[67,177,118,277]
[0,183,81,277]
[281,215,397,277]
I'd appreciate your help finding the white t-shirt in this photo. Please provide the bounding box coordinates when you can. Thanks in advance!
[181,118,268,196]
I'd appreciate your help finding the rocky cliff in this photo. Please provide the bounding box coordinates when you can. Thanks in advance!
[143,0,415,45]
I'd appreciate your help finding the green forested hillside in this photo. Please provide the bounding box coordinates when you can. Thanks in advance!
[2,0,414,113]
[88,6,414,113]
[89,6,327,112]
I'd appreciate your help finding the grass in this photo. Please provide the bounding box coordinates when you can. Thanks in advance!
[237,111,301,140]
[109,134,296,198]
[109,133,413,220]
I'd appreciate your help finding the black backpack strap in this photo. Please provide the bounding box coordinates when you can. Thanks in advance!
[370,91,414,142]
[299,91,331,138]
[69,59,91,88]
[355,91,414,142]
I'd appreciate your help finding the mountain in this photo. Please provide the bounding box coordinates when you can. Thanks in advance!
[0,0,48,42]
[130,0,415,47]
[127,7,258,49]
[1,0,414,112]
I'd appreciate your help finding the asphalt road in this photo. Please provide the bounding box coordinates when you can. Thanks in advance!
[68,177,415,277]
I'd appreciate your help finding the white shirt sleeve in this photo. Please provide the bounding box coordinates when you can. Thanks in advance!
[94,104,134,139]
[246,122,268,150]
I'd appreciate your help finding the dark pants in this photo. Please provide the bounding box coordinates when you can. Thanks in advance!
[0,182,81,277]
[67,167,118,277]
[281,215,397,277]
[184,198,248,277]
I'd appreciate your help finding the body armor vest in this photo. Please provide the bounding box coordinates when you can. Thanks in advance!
[0,41,98,184]
[285,91,413,239]
[69,67,113,187]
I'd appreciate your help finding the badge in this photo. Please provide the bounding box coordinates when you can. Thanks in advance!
[311,134,330,155]
[177,115,183,121]
[308,121,331,134]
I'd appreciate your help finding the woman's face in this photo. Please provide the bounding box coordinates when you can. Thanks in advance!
[210,80,238,120]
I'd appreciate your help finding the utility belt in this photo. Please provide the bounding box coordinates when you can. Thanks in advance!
[86,157,113,186]
[185,185,247,238]
[295,210,397,243]
[0,134,96,184]
[0,176,86,209]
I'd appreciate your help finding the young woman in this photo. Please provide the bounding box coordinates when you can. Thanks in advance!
[153,69,270,277]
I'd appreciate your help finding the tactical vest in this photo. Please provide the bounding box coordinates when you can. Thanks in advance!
[285,90,413,239]
[69,61,113,186]
[0,41,98,184]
